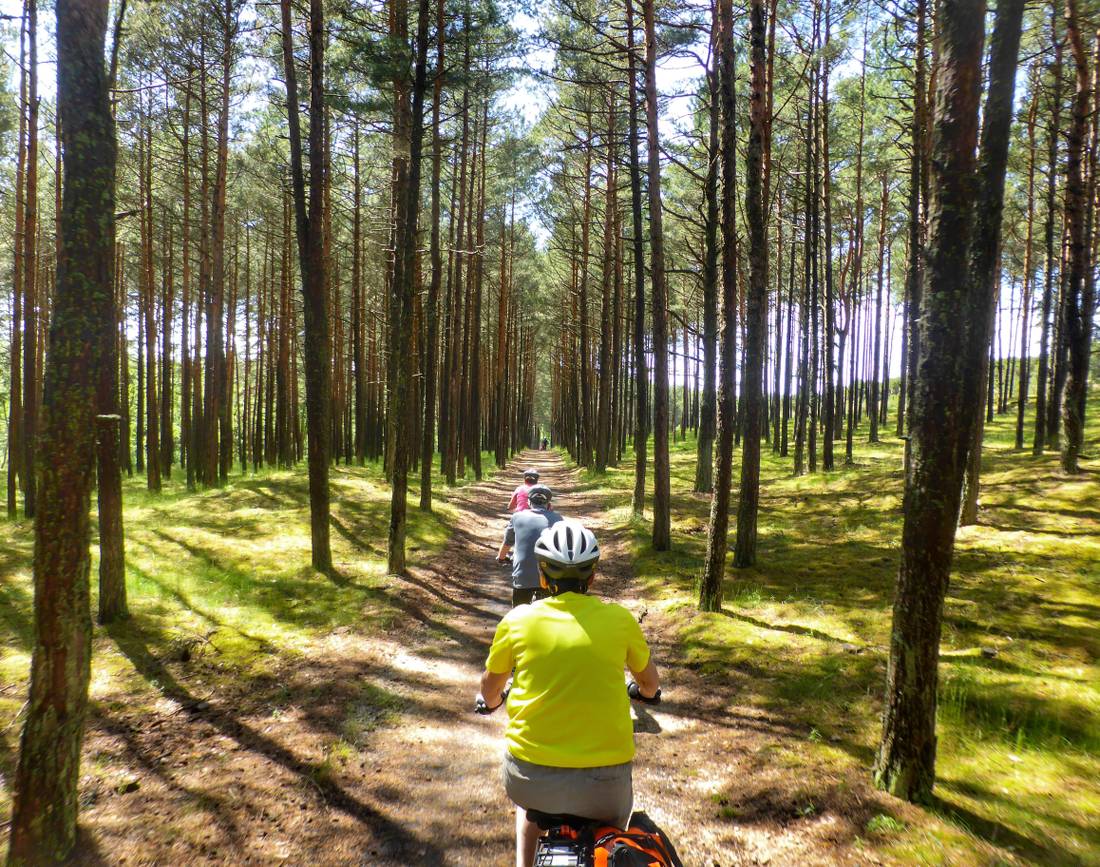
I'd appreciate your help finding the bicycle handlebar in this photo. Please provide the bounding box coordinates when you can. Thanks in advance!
[475,687,510,715]
[476,682,660,714]
[627,680,661,705]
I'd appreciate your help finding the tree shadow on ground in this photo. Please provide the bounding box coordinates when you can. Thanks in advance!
[931,794,1090,866]
[89,706,246,851]
[716,607,865,648]
[125,561,279,655]
[70,826,113,866]
[105,620,449,862]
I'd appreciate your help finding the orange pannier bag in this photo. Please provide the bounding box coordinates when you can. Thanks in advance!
[591,812,682,867]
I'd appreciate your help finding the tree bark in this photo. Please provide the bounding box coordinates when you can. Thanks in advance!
[1016,78,1039,449]
[387,0,432,573]
[869,173,888,443]
[699,0,737,611]
[876,0,1022,803]
[901,0,928,463]
[7,12,27,520]
[280,0,332,572]
[1059,0,1093,473]
[596,92,617,473]
[6,0,115,855]
[626,0,648,517]
[1034,10,1062,455]
[420,3,445,507]
[820,3,836,470]
[22,0,39,519]
[733,0,770,568]
[96,414,126,624]
[641,0,671,551]
[140,109,160,492]
[696,28,720,493]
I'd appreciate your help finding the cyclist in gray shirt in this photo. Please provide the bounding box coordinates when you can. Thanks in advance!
[496,485,563,606]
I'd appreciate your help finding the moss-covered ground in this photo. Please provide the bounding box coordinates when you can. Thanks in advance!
[569,394,1099,865]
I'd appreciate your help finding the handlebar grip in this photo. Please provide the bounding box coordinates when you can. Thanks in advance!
[475,687,510,715]
[627,681,662,705]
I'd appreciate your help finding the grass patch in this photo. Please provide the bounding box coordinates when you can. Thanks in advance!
[0,455,468,827]
[576,387,1100,865]
[867,813,906,835]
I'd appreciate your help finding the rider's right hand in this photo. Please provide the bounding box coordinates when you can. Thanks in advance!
[627,680,662,705]
[475,684,511,715]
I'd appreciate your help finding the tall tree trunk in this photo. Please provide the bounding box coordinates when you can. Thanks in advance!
[876,0,1023,802]
[180,75,193,485]
[820,3,836,470]
[641,0,671,551]
[22,0,39,519]
[387,0,432,572]
[280,0,332,572]
[901,0,928,463]
[869,173,888,443]
[733,0,770,568]
[771,190,784,455]
[626,0,648,516]
[7,12,27,520]
[420,3,445,506]
[696,30,720,493]
[1034,9,1062,455]
[1016,77,1039,449]
[6,0,115,855]
[781,230,796,457]
[1059,0,1093,472]
[160,219,174,476]
[596,92,617,472]
[141,109,160,493]
[577,112,595,468]
[352,124,366,465]
[699,0,737,611]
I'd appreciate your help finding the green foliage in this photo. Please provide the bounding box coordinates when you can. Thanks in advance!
[866,813,906,835]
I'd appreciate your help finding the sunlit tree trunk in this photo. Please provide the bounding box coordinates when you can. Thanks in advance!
[699,0,737,611]
[6,0,115,855]
[1059,0,1093,473]
[877,0,1022,802]
[641,0,671,550]
[22,0,39,519]
[733,0,771,568]
[625,0,648,517]
[280,0,332,572]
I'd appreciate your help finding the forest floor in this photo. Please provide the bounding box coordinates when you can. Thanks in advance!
[1,401,1098,866]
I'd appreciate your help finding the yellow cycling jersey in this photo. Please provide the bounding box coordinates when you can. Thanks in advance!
[485,592,651,768]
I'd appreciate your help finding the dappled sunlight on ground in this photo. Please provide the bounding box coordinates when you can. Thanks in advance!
[1,398,1096,863]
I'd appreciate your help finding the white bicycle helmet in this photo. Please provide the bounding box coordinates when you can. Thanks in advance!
[534,519,600,587]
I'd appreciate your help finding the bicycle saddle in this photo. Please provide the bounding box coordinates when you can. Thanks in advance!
[527,809,600,831]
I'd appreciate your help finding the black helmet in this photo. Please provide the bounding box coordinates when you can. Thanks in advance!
[528,484,552,507]
[523,468,540,481]
[534,519,599,591]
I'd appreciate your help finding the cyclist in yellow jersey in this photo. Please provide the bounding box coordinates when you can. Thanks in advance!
[476,519,661,867]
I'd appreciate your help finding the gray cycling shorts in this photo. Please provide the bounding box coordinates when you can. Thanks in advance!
[502,752,633,830]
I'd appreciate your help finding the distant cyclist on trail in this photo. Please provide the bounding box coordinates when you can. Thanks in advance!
[497,485,561,606]
[478,519,662,867]
[508,468,541,513]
